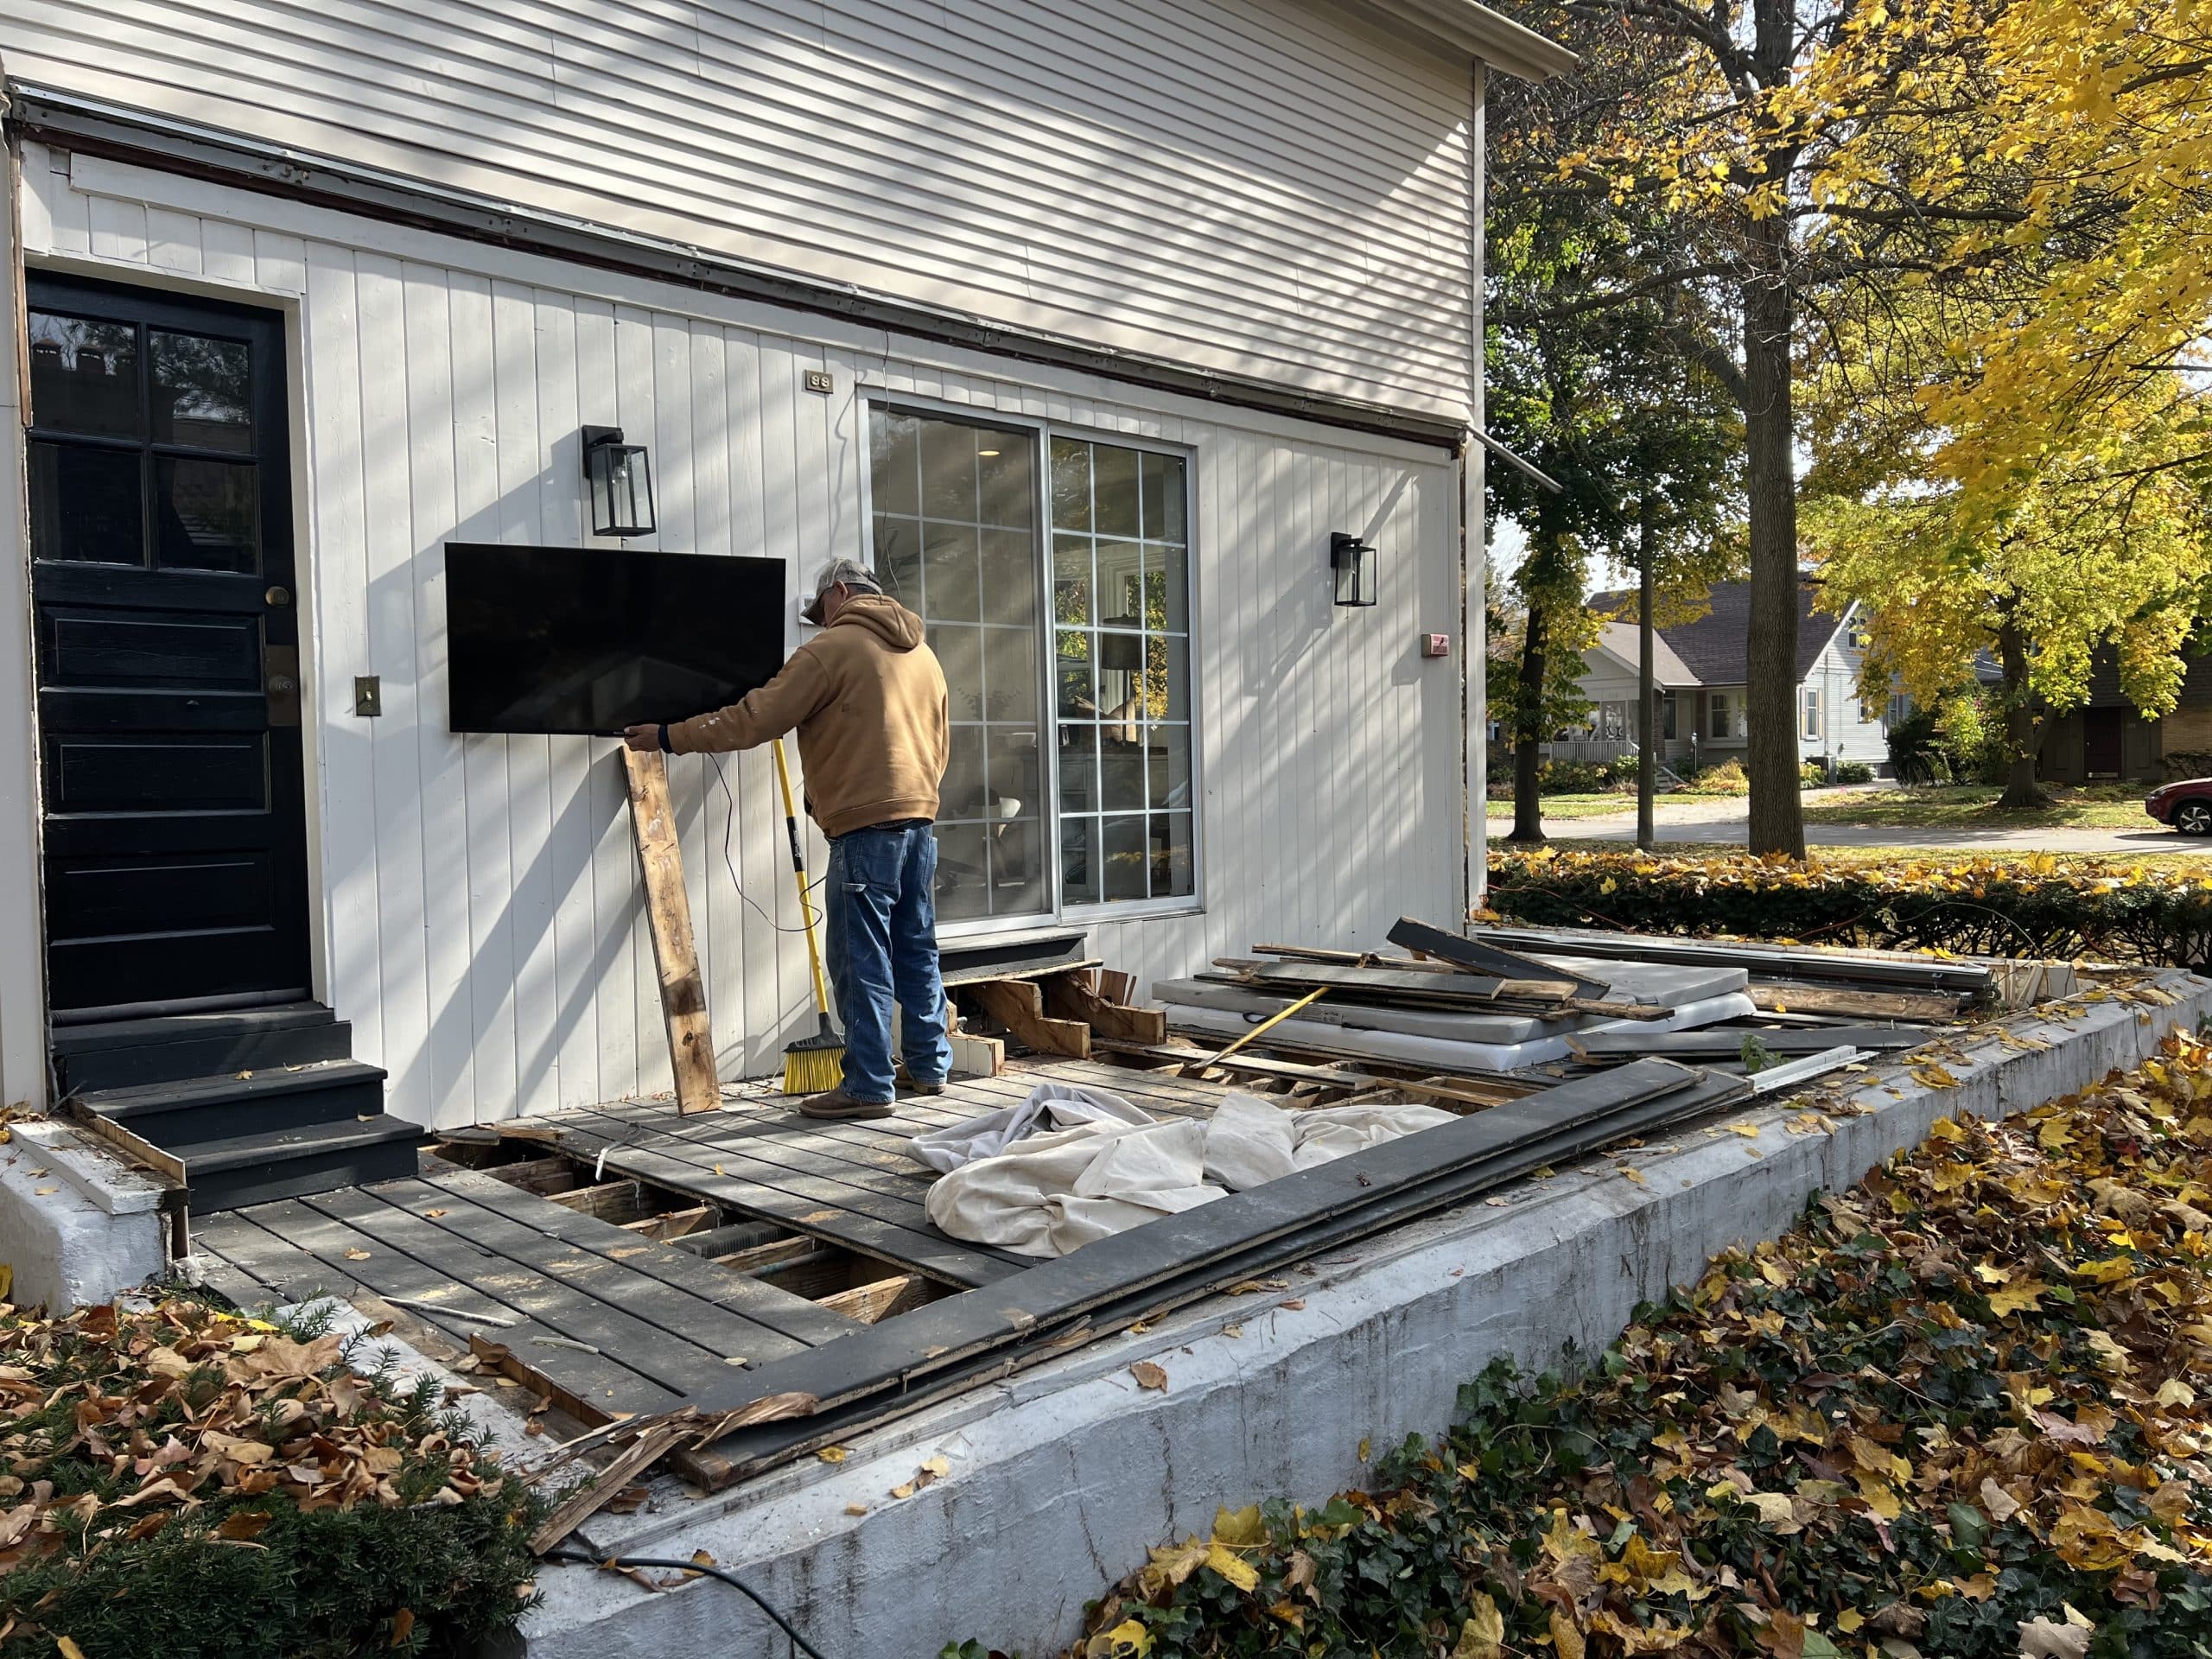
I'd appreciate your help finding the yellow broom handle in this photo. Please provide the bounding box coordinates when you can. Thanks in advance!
[772,739,834,1017]
[1186,987,1328,1075]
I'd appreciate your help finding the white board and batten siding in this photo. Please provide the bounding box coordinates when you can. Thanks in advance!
[2,0,1477,423]
[14,149,1465,1128]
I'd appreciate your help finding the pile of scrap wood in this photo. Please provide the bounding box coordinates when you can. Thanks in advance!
[942,956,1163,1071]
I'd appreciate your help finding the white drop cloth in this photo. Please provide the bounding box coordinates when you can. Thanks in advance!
[922,1086,1459,1257]
[907,1082,1154,1174]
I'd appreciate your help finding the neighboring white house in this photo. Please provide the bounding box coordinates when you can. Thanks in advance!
[1553,580,1894,775]
[0,1,1573,1125]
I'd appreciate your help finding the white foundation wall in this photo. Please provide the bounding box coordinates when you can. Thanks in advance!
[0,0,1476,420]
[11,147,1467,1130]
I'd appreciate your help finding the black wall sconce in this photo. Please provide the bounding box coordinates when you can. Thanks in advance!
[582,425,656,537]
[1331,532,1376,607]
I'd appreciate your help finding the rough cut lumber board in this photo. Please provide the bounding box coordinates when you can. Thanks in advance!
[623,748,720,1116]
[1092,1041,1532,1108]
[1748,983,1967,1022]
[1096,969,1136,1004]
[817,1273,934,1324]
[960,977,1092,1058]
[950,1030,1007,1077]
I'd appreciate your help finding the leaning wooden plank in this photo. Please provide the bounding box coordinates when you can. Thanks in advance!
[217,1198,683,1418]
[690,1065,1749,1483]
[529,1412,700,1553]
[1387,917,1615,1001]
[960,978,1092,1058]
[671,1061,1710,1423]
[623,747,721,1116]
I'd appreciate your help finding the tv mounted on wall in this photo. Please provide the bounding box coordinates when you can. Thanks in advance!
[444,543,787,734]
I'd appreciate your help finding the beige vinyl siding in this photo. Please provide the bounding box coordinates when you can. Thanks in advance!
[14,147,1464,1128]
[1,0,1477,421]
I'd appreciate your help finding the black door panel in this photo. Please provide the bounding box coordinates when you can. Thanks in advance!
[29,274,308,1014]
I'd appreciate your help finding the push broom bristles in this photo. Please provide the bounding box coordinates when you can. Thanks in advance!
[782,1020,844,1094]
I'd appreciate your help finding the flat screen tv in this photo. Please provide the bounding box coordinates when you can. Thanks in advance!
[445,543,787,734]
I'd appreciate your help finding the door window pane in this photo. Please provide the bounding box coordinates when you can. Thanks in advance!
[1051,436,1195,907]
[872,410,1047,921]
[30,443,144,565]
[150,330,252,452]
[156,457,259,572]
[29,313,141,438]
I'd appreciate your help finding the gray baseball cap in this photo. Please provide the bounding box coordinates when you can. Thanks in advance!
[802,556,882,625]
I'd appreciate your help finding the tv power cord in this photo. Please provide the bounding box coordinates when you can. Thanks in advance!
[544,1545,831,1659]
[704,751,829,938]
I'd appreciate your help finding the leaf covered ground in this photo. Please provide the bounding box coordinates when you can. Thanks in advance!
[1052,1033,2212,1659]
[0,1298,542,1657]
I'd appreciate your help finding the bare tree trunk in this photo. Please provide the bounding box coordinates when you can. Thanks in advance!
[1740,220,1805,859]
[1995,616,2050,810]
[1637,496,1656,851]
[1510,605,1548,843]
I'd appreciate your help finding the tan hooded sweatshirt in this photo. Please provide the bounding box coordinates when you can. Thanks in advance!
[667,594,950,838]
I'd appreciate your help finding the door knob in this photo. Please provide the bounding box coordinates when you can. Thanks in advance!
[268,674,297,694]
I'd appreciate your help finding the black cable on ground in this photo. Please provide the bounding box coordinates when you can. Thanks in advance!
[546,1546,830,1659]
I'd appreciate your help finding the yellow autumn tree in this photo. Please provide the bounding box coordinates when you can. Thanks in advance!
[1801,0,2212,804]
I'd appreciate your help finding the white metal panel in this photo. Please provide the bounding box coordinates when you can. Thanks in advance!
[17,153,1462,1127]
[2,0,1476,420]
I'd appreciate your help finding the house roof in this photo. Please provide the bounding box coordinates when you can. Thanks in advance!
[1591,621,1698,689]
[1335,0,1579,80]
[1586,580,1849,688]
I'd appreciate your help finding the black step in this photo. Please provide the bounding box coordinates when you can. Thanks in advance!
[174,1116,425,1215]
[77,1059,390,1149]
[56,1003,351,1094]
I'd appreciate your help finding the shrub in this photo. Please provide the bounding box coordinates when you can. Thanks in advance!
[1681,759,1747,794]
[1834,759,1874,785]
[1886,704,1952,785]
[1535,760,1614,795]
[1485,846,2212,966]
[1800,760,1827,789]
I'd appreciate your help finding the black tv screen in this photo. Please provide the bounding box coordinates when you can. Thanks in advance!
[445,543,787,734]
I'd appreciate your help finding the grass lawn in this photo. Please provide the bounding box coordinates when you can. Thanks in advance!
[1802,782,2152,829]
[1482,789,1745,822]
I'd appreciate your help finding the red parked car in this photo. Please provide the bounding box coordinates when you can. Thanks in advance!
[2146,778,2212,835]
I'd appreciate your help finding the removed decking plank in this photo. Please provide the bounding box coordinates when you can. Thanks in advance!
[204,1200,683,1417]
[1387,918,1615,1001]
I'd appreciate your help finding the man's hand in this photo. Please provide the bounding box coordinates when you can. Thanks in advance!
[620,724,661,753]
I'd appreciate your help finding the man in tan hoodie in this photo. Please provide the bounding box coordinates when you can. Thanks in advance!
[623,558,951,1119]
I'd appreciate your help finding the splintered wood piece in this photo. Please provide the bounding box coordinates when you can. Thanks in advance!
[949,1029,1007,1077]
[623,748,721,1115]
[1044,971,1168,1046]
[530,1409,702,1553]
[817,1273,934,1324]
[962,977,1091,1058]
[1097,969,1137,1004]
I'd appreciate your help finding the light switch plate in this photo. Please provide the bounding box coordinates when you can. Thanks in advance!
[354,676,382,716]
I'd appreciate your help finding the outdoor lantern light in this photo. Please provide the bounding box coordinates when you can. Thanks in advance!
[1331,532,1376,607]
[581,425,656,537]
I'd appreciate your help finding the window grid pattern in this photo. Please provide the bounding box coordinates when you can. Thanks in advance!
[1050,437,1194,906]
[868,408,1045,923]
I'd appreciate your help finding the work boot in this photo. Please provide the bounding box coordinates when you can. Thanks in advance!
[902,1077,949,1096]
[799,1084,896,1121]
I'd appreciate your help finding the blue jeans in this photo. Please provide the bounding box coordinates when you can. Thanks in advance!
[823,823,952,1103]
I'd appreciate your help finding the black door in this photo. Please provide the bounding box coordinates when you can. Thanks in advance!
[2084,709,2124,779]
[27,274,310,1017]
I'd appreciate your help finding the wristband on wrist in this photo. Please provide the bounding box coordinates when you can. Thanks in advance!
[658,722,672,753]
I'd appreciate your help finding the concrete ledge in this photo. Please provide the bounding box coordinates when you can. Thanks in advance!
[518,969,2212,1659]
[0,1122,165,1311]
